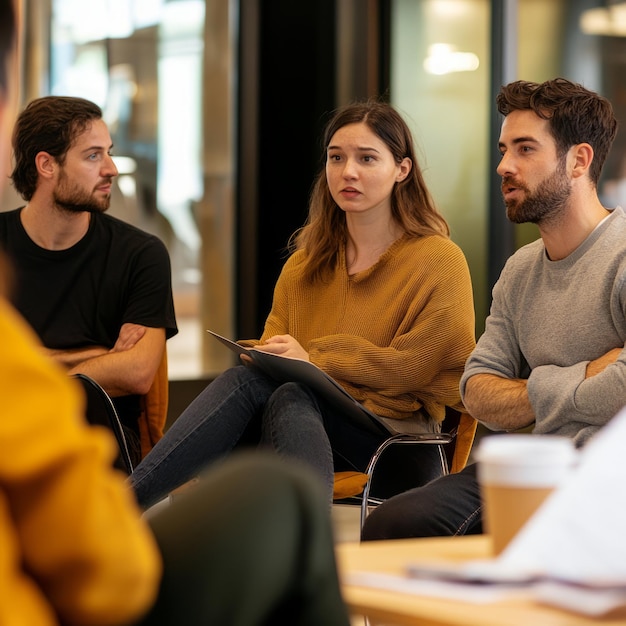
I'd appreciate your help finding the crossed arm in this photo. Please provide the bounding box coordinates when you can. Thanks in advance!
[463,347,623,431]
[42,323,166,398]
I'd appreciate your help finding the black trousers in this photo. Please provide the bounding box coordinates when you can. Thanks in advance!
[361,462,483,541]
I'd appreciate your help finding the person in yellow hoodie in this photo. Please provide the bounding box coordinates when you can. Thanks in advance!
[0,279,161,626]
[0,3,350,625]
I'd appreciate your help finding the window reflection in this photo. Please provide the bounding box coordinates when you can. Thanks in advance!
[390,0,490,333]
[49,0,207,379]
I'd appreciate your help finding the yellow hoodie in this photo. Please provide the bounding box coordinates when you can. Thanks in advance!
[0,298,161,626]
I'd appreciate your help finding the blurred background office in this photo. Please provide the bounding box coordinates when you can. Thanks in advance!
[3,0,626,410]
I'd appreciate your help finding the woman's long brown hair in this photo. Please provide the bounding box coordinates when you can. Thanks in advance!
[291,99,449,283]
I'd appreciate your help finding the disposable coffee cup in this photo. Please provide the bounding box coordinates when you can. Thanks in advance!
[476,434,577,555]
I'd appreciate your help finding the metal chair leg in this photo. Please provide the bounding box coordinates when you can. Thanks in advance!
[359,433,453,531]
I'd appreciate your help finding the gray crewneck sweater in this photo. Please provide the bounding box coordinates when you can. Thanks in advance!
[461,206,626,446]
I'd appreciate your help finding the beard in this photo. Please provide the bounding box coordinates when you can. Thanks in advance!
[53,169,112,214]
[503,159,571,225]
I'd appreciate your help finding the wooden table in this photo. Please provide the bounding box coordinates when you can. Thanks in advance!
[336,535,626,625]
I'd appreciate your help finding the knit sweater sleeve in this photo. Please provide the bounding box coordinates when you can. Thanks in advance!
[270,237,476,422]
[460,255,530,393]
[527,275,626,444]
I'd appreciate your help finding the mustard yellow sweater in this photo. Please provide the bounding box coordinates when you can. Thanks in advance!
[0,299,161,626]
[259,234,476,429]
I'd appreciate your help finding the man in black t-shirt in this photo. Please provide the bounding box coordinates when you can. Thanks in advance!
[1,96,178,461]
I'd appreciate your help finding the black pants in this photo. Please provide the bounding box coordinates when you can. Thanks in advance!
[361,462,483,541]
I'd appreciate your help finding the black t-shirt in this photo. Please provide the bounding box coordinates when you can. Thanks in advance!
[0,208,178,440]
[0,208,177,347]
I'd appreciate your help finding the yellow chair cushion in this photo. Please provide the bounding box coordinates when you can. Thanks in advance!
[449,412,477,474]
[138,351,169,459]
[333,470,368,499]
[331,412,477,500]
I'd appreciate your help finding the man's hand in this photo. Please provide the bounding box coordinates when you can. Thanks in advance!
[586,347,622,378]
[111,323,147,353]
[466,346,625,430]
[42,323,147,368]
[43,345,108,368]
[66,325,165,397]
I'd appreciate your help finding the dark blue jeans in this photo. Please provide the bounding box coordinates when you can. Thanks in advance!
[361,462,483,540]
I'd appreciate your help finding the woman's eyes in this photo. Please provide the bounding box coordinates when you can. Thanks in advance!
[328,154,375,162]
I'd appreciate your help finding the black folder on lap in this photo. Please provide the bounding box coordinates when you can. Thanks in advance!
[207,330,392,436]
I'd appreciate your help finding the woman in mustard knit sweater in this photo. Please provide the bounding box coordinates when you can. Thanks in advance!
[131,99,476,509]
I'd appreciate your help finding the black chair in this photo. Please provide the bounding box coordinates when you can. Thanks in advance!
[358,407,477,528]
[73,373,135,475]
[331,407,477,530]
[360,407,477,528]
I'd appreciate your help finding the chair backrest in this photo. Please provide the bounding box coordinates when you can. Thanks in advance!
[441,407,478,473]
[138,348,169,458]
[333,406,478,502]
[73,373,135,474]
[356,407,478,528]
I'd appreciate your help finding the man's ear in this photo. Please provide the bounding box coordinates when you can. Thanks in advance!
[570,143,594,180]
[35,151,57,180]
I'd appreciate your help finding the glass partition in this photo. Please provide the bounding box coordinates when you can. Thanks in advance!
[6,0,238,380]
[8,0,626,369]
[390,0,491,332]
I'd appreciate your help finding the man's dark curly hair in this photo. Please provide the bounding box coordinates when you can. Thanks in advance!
[10,96,103,201]
[496,78,618,186]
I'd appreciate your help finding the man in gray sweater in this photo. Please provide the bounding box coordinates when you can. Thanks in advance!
[362,77,622,540]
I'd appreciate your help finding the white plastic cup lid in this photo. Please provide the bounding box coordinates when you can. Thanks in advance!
[476,434,577,488]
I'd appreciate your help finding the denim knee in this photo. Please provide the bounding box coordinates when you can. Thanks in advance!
[361,464,483,541]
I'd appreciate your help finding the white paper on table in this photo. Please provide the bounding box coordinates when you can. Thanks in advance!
[499,405,626,586]
[345,570,530,604]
